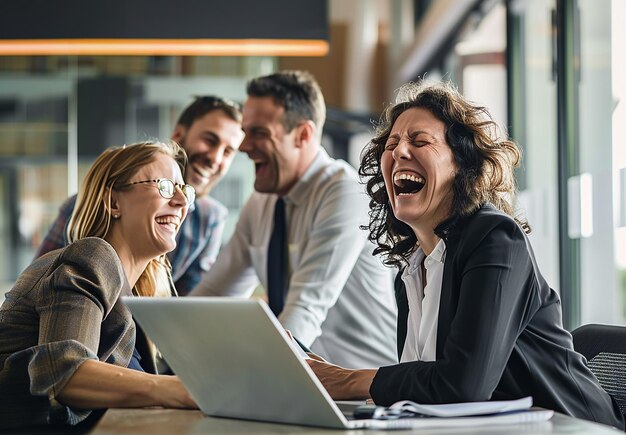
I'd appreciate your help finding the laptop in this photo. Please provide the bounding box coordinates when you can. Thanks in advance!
[124,297,553,429]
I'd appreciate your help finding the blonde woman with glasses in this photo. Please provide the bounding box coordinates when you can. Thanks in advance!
[0,141,198,431]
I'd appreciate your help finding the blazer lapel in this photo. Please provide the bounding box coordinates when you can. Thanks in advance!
[436,245,457,359]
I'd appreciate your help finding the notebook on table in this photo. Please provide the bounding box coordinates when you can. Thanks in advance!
[123,297,553,429]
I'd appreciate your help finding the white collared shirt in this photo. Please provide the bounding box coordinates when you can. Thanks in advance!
[190,149,397,369]
[400,238,446,363]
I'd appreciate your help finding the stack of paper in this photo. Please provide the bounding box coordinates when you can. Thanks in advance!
[389,396,534,417]
[351,396,554,429]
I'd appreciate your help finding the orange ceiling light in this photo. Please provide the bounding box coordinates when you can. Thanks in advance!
[0,39,329,56]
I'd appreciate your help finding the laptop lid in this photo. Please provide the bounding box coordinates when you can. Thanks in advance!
[123,297,351,429]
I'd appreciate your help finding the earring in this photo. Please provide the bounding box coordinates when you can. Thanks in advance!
[113,214,120,219]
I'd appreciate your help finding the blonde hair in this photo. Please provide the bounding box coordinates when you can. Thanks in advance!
[67,140,187,297]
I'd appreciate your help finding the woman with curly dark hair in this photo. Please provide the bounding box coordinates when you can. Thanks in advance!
[307,81,624,430]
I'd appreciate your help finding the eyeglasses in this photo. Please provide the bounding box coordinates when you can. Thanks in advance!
[119,178,196,204]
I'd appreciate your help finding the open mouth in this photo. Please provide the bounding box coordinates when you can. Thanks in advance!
[253,159,269,175]
[155,215,180,232]
[393,173,425,196]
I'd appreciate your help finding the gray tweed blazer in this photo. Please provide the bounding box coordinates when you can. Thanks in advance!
[0,237,136,429]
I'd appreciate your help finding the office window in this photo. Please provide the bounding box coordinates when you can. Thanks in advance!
[577,0,625,324]
[508,0,624,326]
[509,0,560,295]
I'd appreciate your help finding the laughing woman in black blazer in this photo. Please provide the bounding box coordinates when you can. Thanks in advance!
[307,81,625,430]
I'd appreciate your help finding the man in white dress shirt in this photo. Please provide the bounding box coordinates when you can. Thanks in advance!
[190,71,397,368]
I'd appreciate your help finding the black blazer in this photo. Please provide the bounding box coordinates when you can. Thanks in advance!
[370,204,625,430]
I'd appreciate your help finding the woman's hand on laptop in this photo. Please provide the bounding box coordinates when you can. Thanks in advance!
[156,375,199,409]
[306,359,377,401]
[285,329,324,361]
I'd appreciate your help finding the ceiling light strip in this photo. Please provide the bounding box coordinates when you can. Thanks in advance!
[0,39,329,56]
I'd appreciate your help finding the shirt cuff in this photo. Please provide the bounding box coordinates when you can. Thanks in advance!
[26,339,98,398]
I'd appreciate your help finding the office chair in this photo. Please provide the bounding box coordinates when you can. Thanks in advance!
[571,324,626,419]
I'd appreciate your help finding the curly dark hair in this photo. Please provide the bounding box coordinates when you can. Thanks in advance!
[359,81,528,268]
[246,70,326,136]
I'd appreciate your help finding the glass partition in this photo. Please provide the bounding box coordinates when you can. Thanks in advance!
[0,55,274,296]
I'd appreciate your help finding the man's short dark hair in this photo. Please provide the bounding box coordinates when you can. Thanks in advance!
[246,70,326,134]
[176,96,242,128]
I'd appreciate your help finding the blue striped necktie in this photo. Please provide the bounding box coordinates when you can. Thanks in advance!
[267,197,288,316]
